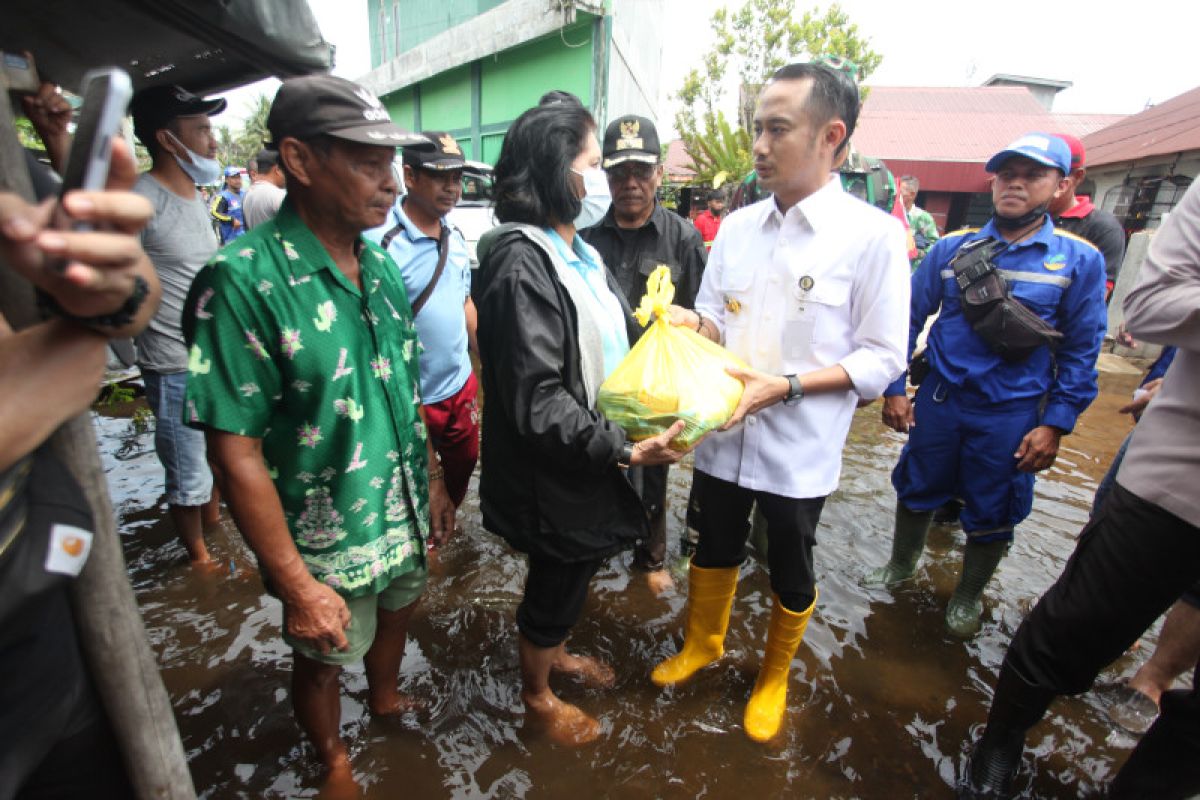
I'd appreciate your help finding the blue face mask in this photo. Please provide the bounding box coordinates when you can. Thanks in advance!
[166,131,223,186]
[571,166,611,230]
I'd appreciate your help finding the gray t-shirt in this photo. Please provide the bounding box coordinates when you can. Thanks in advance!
[134,173,219,373]
[242,180,286,231]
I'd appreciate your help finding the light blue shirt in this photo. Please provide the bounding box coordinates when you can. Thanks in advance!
[544,228,630,379]
[366,199,473,404]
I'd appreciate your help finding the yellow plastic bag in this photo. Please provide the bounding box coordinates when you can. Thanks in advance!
[597,265,748,449]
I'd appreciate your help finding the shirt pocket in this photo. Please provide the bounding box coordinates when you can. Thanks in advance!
[783,276,851,354]
[1008,279,1063,318]
[719,261,755,330]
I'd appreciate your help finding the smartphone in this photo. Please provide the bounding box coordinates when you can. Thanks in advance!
[58,67,134,201]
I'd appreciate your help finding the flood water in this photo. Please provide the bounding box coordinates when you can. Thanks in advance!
[96,365,1164,799]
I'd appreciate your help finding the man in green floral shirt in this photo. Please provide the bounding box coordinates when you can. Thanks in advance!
[182,75,453,790]
[899,175,940,271]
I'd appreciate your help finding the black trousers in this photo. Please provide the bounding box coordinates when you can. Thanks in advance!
[516,556,604,648]
[689,470,826,612]
[1001,482,1200,797]
[627,464,668,570]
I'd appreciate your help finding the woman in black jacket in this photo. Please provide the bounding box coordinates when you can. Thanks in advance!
[472,99,687,744]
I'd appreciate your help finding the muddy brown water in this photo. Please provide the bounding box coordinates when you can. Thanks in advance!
[95,368,1163,798]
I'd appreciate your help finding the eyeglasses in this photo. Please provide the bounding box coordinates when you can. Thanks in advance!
[606,162,657,182]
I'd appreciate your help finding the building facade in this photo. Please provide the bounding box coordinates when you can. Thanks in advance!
[359,0,664,164]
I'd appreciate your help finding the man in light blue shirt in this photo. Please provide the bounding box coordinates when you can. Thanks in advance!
[367,131,479,507]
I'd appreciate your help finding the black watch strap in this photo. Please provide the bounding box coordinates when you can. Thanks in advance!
[618,441,635,468]
[38,276,150,330]
[783,374,804,406]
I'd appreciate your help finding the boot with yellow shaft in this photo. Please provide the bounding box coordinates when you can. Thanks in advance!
[651,563,739,686]
[743,591,817,742]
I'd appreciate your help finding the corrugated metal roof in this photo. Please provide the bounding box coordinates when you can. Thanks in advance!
[854,86,1126,191]
[1082,85,1200,167]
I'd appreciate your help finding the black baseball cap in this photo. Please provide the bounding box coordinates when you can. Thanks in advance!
[131,85,226,147]
[266,74,432,150]
[602,115,660,169]
[403,131,466,171]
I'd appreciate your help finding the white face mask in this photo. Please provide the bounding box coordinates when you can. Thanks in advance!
[166,131,223,186]
[571,166,611,230]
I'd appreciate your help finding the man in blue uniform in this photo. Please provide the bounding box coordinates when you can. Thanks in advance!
[210,166,245,244]
[868,134,1107,637]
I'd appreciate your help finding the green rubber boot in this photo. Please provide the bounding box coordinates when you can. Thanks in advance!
[865,504,933,587]
[946,538,1009,638]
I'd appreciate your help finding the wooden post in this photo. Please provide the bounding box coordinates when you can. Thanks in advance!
[0,93,196,798]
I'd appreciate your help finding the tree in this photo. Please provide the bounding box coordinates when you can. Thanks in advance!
[675,0,882,186]
[215,93,273,174]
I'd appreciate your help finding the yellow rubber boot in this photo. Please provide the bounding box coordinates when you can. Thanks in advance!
[650,563,739,687]
[743,592,817,742]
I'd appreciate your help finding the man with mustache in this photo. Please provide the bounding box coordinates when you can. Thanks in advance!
[367,131,479,510]
[655,62,910,742]
[580,114,707,594]
[870,134,1107,638]
[181,75,455,790]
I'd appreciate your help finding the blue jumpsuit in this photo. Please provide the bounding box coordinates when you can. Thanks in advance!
[884,217,1107,541]
[211,188,246,245]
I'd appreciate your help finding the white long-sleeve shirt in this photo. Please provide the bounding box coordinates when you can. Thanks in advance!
[694,177,910,499]
[1119,180,1200,528]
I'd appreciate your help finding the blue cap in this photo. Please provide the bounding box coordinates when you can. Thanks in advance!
[224,166,242,177]
[985,133,1072,175]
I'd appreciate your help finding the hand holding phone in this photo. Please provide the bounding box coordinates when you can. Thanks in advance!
[0,136,158,335]
[54,67,134,235]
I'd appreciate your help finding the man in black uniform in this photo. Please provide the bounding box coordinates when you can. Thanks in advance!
[1050,133,1126,300]
[581,114,707,594]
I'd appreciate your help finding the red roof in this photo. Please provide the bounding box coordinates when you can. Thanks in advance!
[853,86,1125,192]
[1082,85,1200,168]
[664,138,695,180]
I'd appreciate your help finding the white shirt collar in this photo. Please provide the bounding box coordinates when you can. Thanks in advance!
[760,173,843,233]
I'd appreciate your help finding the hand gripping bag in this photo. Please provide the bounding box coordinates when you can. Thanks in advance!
[597,265,748,448]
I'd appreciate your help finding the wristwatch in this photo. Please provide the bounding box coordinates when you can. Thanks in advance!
[782,374,804,406]
[617,441,636,468]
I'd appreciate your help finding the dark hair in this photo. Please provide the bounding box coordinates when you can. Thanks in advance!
[770,62,860,156]
[899,174,919,190]
[253,149,278,173]
[538,90,583,107]
[493,103,596,226]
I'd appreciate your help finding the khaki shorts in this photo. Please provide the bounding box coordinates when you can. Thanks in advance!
[284,564,428,666]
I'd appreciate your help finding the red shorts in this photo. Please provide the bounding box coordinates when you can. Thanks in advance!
[423,371,480,507]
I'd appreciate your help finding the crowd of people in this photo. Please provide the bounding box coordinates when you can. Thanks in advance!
[3,57,1198,800]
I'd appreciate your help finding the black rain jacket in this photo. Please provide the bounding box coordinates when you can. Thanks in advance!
[472,225,649,563]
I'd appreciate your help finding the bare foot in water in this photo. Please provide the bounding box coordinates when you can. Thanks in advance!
[646,569,675,596]
[523,692,601,745]
[190,557,225,576]
[552,651,616,689]
[368,690,428,718]
[317,758,361,800]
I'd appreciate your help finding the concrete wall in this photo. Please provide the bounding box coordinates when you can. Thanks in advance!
[359,0,604,98]
[603,0,665,127]
[1106,230,1163,360]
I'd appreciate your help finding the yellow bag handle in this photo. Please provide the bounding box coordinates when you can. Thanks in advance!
[633,265,676,327]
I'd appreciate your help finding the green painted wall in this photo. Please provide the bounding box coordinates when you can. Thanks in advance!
[375,16,600,165]
[419,66,473,132]
[479,24,594,122]
[383,87,417,132]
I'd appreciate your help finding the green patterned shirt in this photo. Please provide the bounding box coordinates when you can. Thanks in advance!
[908,205,941,272]
[182,200,429,599]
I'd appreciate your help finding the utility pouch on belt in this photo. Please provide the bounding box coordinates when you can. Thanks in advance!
[952,237,1063,362]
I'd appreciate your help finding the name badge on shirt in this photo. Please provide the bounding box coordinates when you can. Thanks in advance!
[796,275,815,310]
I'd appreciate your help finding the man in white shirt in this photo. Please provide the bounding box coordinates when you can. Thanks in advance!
[242,148,286,230]
[653,62,910,742]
